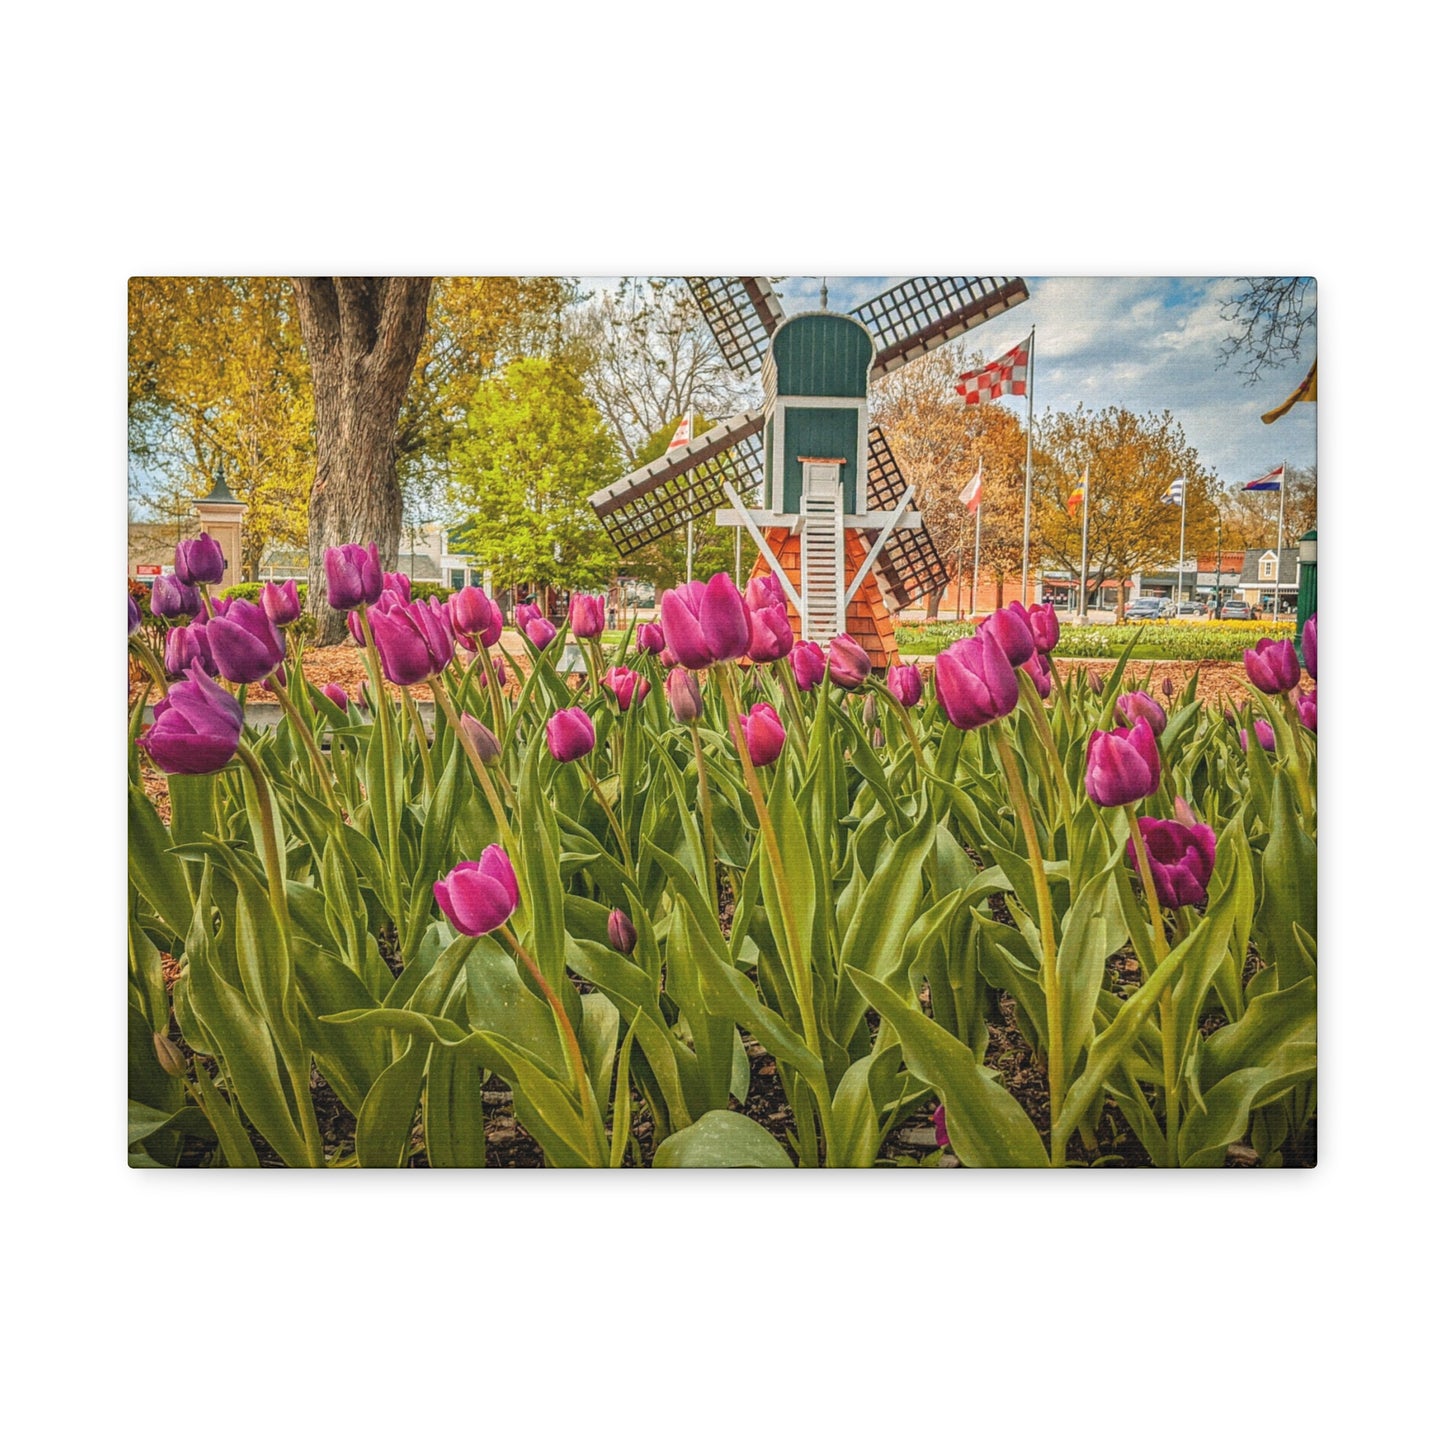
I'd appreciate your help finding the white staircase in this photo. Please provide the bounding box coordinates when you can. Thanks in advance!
[800,464,844,643]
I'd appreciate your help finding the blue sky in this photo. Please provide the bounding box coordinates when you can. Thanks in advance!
[769,275,1317,485]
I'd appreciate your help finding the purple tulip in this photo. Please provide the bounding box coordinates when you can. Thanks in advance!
[324,543,384,610]
[603,666,650,711]
[381,571,412,604]
[1026,602,1060,654]
[206,598,285,684]
[636,621,666,655]
[790,641,826,693]
[1021,650,1052,700]
[322,683,350,710]
[1085,720,1161,807]
[137,665,244,775]
[665,667,704,723]
[433,846,519,937]
[1115,690,1167,737]
[515,602,543,632]
[933,1103,949,1149]
[934,630,1019,731]
[150,573,202,622]
[1239,719,1276,753]
[546,706,596,763]
[659,573,751,669]
[210,595,233,618]
[607,908,638,955]
[524,616,558,650]
[457,712,501,763]
[739,702,786,766]
[128,593,141,637]
[887,664,923,709]
[746,595,794,663]
[1127,815,1217,910]
[569,593,607,639]
[174,533,226,587]
[1302,615,1317,681]
[164,621,216,679]
[1162,676,1174,700]
[984,602,1037,667]
[1243,637,1301,695]
[1087,670,1104,697]
[1297,689,1317,733]
[827,634,872,689]
[260,579,300,628]
[370,598,454,686]
[448,587,504,647]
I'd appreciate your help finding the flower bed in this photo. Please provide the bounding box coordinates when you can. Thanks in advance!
[128,560,1318,1168]
[899,618,1298,661]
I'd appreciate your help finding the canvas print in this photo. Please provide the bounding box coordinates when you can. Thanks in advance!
[127,276,1318,1168]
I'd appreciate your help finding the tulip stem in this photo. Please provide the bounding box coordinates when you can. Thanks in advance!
[428,679,516,854]
[1018,670,1069,819]
[357,606,406,924]
[236,740,291,933]
[270,683,341,815]
[129,637,170,695]
[720,666,832,1155]
[689,720,718,911]
[996,735,1066,1167]
[500,924,604,1167]
[483,645,509,738]
[580,762,633,873]
[400,688,435,798]
[777,662,811,750]
[1125,803,1177,1165]
[876,684,925,775]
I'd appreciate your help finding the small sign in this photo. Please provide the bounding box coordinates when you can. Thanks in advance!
[136,565,162,576]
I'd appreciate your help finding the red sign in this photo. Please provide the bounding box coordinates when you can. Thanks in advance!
[136,565,162,576]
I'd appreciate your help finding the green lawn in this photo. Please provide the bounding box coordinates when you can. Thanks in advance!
[895,620,1298,662]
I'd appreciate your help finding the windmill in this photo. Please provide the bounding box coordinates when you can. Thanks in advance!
[588,276,1029,667]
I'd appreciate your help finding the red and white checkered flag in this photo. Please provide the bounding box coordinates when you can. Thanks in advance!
[955,336,1030,405]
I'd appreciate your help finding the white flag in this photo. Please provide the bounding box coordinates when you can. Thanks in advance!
[1161,477,1186,505]
[959,459,983,516]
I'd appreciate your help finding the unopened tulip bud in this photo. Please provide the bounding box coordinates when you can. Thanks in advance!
[260,579,301,627]
[665,666,703,723]
[862,693,878,728]
[153,1033,188,1078]
[1088,670,1104,696]
[1239,719,1277,752]
[524,616,557,649]
[607,908,638,955]
[827,634,872,689]
[570,593,607,639]
[887,664,923,709]
[984,603,1037,667]
[546,706,596,763]
[790,641,826,692]
[324,543,384,610]
[636,621,666,655]
[322,683,349,710]
[1297,689,1317,733]
[150,573,202,622]
[739,702,786,766]
[1161,676,1174,699]
[1302,615,1317,681]
[458,712,501,763]
[1243,637,1300,695]
[1115,690,1167,737]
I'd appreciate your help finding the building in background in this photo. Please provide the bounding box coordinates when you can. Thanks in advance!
[1241,547,1299,613]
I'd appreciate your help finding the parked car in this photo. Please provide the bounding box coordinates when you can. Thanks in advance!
[1175,600,1206,617]
[1220,598,1257,620]
[1124,597,1169,621]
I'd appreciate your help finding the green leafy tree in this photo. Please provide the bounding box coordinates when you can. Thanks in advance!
[448,358,619,592]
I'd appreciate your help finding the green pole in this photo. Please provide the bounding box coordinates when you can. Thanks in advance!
[1296,528,1317,650]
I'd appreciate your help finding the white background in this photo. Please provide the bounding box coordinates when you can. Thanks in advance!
[4,3,1438,1441]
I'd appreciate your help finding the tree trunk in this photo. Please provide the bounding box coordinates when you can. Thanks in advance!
[925,586,943,620]
[292,278,432,644]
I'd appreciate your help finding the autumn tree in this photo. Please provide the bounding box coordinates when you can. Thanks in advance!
[128,277,315,578]
[571,278,753,462]
[1032,405,1218,619]
[1218,277,1317,382]
[291,277,432,643]
[869,345,1028,615]
[447,358,619,594]
[1219,463,1317,549]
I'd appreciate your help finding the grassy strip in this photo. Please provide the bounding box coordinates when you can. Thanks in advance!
[896,619,1297,660]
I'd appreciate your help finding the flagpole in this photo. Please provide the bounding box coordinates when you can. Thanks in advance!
[1177,481,1187,609]
[685,407,695,585]
[1078,464,1090,622]
[1020,326,1035,605]
[971,486,982,619]
[1273,462,1285,622]
[956,522,967,624]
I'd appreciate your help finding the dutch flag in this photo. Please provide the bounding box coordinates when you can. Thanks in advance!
[1242,464,1284,492]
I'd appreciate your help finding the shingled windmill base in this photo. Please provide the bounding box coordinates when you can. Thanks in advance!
[750,529,900,670]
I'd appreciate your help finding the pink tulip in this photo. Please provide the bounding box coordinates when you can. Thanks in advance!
[935,630,1018,731]
[887,664,923,709]
[739,702,786,766]
[602,666,650,711]
[1085,720,1161,807]
[546,706,596,763]
[790,640,826,692]
[433,847,519,937]
[659,573,750,669]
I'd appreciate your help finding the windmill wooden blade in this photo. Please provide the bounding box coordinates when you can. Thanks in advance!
[852,276,1029,378]
[864,427,950,609]
[590,410,766,557]
[685,277,785,376]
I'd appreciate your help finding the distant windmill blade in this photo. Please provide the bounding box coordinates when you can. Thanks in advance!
[589,410,767,557]
[852,276,1030,379]
[864,427,950,608]
[686,277,785,376]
